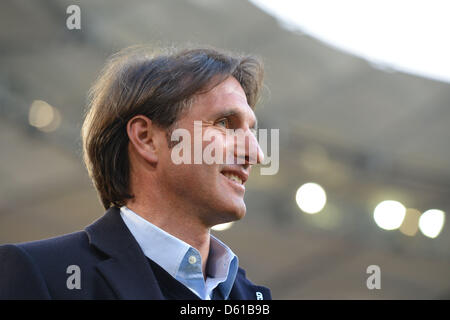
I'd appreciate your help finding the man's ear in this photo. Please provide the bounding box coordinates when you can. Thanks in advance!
[127,115,160,165]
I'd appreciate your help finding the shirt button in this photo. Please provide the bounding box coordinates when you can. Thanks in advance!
[188,255,197,264]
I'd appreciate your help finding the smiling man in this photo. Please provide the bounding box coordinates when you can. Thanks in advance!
[0,46,272,300]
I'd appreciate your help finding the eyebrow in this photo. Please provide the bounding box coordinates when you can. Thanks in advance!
[213,109,258,130]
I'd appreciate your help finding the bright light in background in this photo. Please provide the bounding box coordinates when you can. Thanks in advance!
[419,209,445,238]
[28,100,61,132]
[373,200,406,230]
[249,0,450,83]
[211,222,234,231]
[296,182,327,214]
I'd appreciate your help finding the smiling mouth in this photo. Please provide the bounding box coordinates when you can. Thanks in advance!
[221,172,243,185]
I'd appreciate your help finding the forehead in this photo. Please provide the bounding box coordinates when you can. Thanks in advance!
[187,76,255,120]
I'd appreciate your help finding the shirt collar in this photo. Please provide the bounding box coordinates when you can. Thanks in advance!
[119,206,238,299]
[120,206,190,278]
[207,235,239,299]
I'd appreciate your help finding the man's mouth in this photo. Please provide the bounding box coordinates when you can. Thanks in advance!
[221,172,243,185]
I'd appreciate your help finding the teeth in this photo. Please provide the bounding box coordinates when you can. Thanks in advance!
[223,172,243,185]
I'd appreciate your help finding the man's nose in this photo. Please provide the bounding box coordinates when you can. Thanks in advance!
[233,129,264,165]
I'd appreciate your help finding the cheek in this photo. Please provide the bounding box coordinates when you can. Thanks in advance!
[163,152,215,184]
[202,130,231,163]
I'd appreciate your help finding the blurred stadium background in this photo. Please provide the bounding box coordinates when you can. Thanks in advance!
[1,0,449,299]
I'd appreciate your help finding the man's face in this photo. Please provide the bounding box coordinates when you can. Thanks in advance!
[157,76,263,227]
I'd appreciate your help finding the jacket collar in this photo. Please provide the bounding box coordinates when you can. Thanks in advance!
[85,206,165,300]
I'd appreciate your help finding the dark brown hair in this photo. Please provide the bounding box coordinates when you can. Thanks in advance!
[82,45,264,209]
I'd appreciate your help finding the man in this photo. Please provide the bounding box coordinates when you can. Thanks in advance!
[0,46,272,300]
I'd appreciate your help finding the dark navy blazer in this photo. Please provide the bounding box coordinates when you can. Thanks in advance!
[0,207,272,300]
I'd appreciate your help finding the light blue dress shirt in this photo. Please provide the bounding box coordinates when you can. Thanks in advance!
[120,206,238,300]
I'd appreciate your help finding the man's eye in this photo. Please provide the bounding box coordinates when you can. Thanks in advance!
[216,119,228,128]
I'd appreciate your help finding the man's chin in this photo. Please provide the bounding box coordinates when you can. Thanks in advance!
[208,201,246,226]
[222,202,247,222]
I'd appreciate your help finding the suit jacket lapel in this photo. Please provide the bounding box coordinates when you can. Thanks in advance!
[85,206,164,300]
[229,269,272,300]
